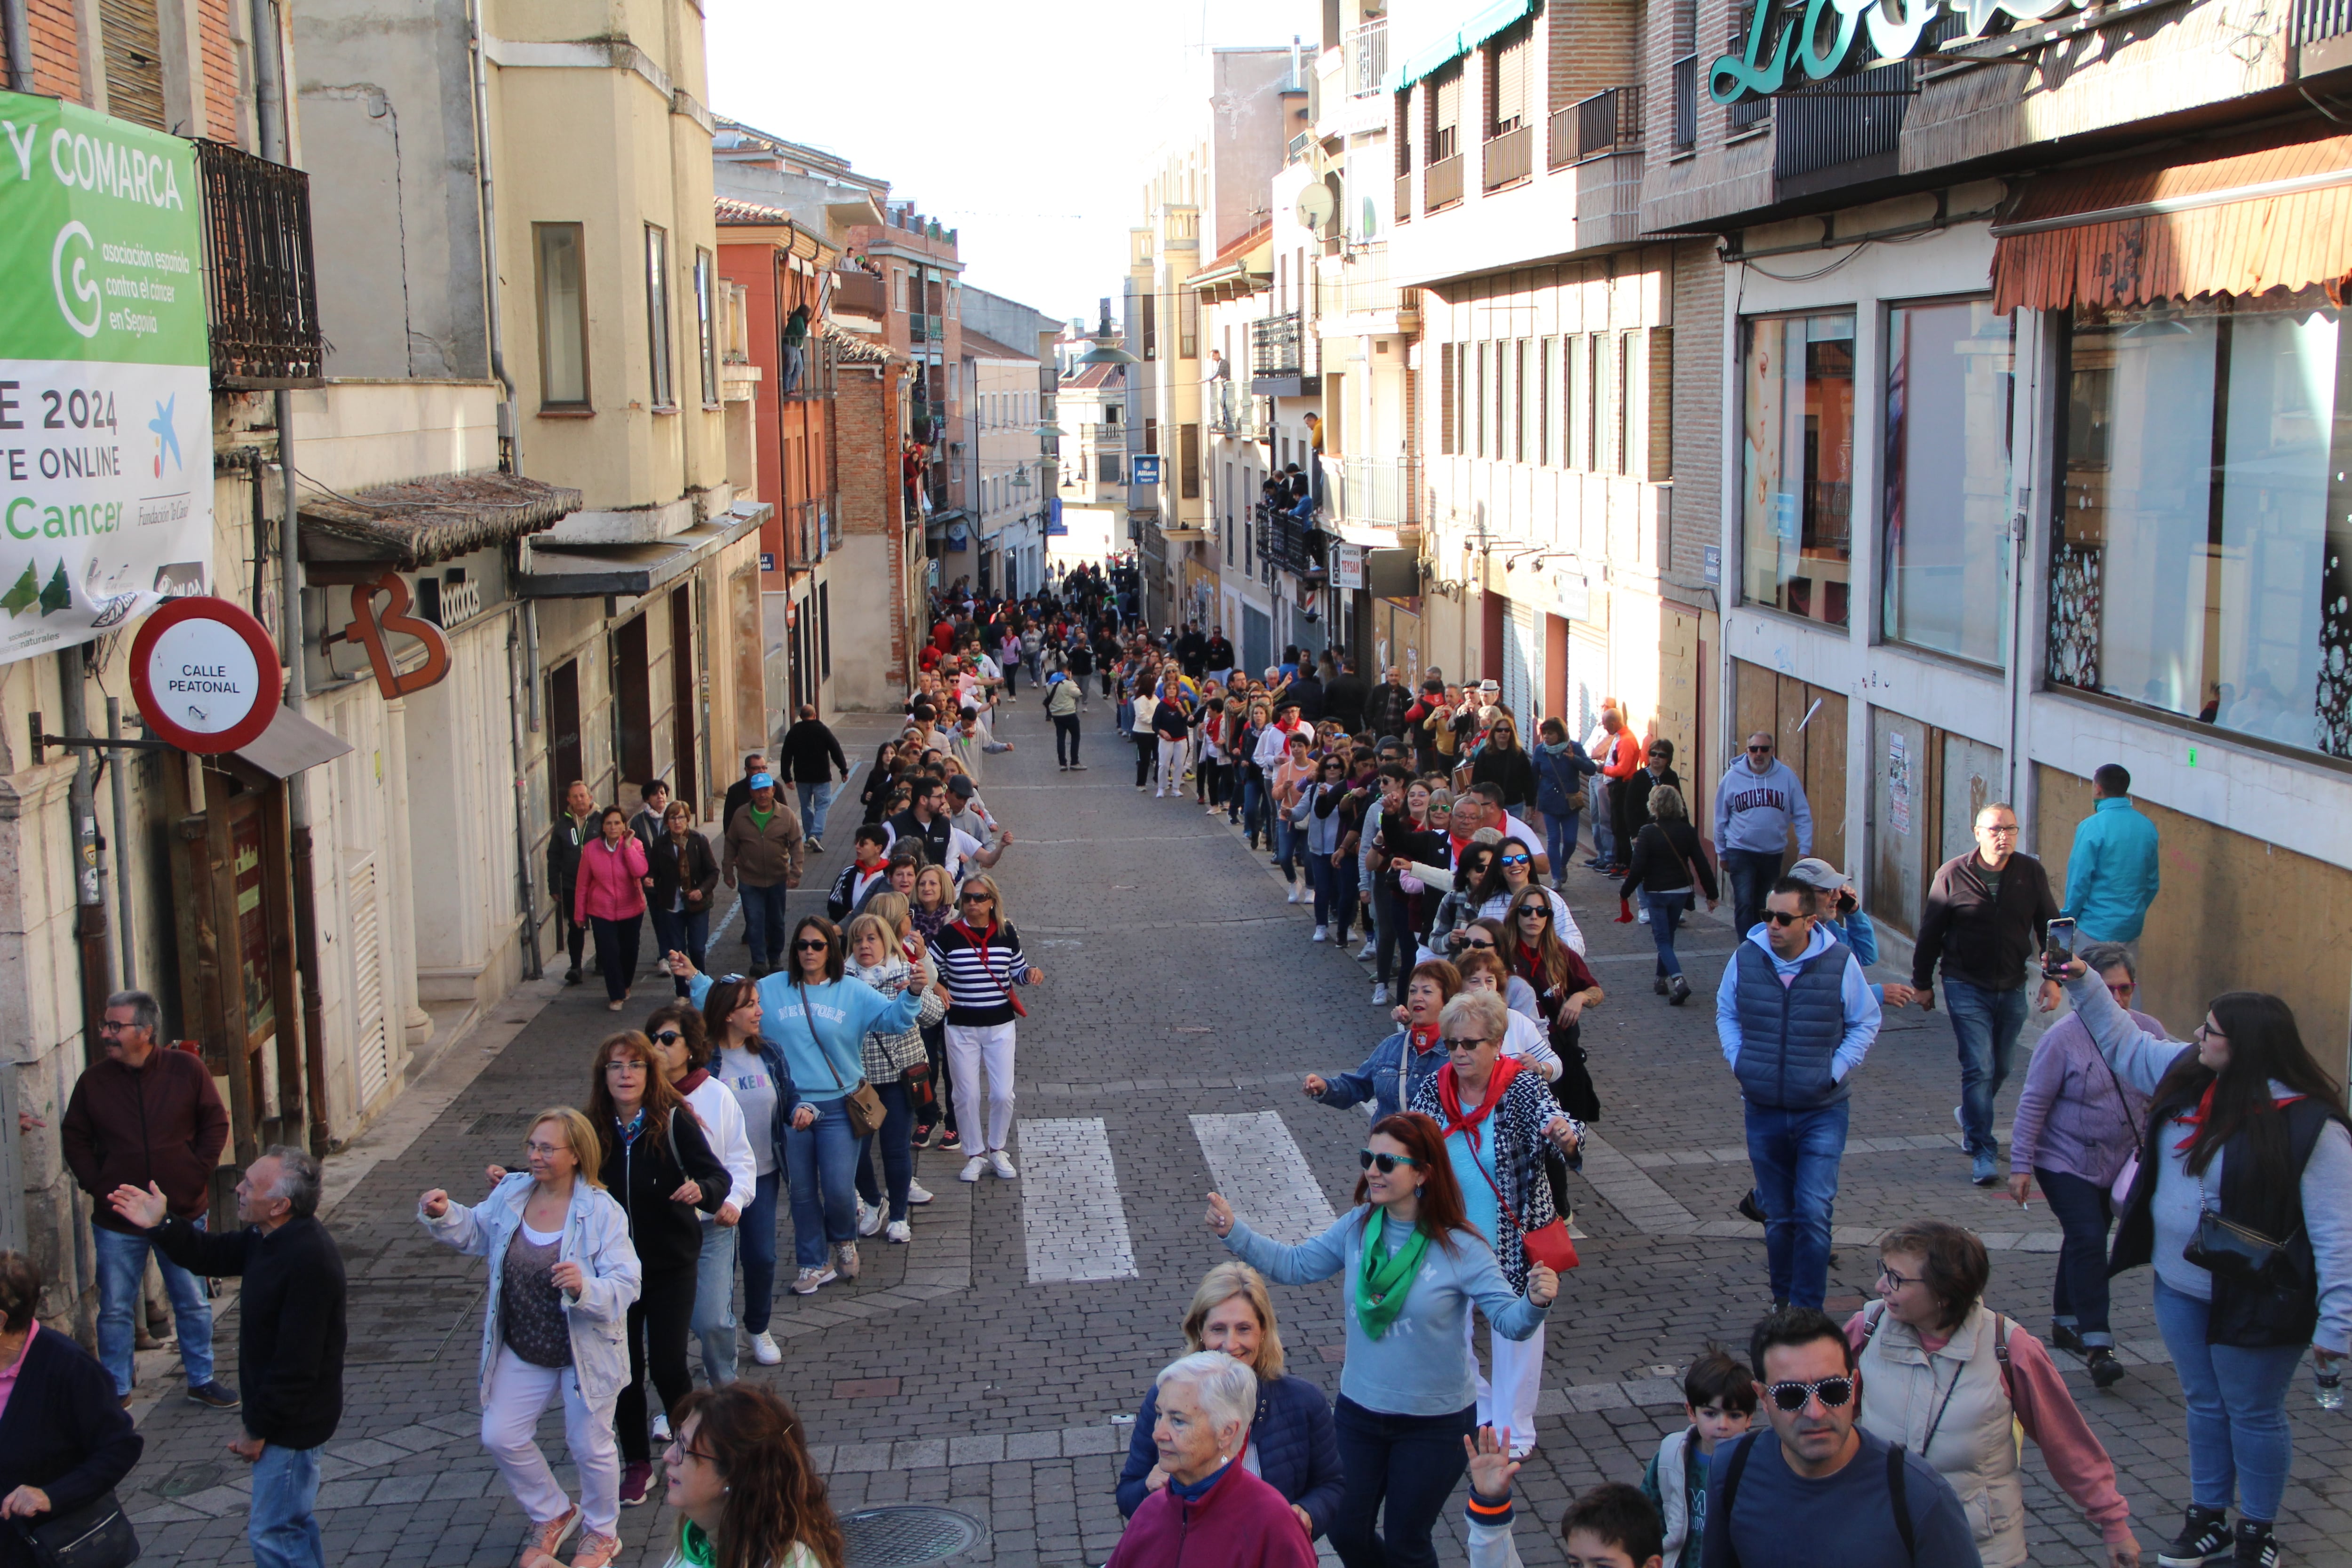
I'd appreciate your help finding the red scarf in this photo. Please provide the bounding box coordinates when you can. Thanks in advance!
[1407,1022,1441,1057]
[2173,1082,2304,1153]
[1437,1055,1523,1157]
[1514,940,1545,983]
[676,1067,711,1097]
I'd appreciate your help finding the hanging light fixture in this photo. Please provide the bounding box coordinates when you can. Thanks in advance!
[1074,295,1139,367]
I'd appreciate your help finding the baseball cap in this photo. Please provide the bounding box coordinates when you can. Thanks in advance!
[748,772,774,790]
[1047,670,1065,684]
[1788,857,1847,891]
[947,775,977,798]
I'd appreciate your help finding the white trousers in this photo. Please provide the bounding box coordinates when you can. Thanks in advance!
[946,1020,1018,1153]
[1465,1312,1545,1452]
[481,1344,622,1536]
[1155,738,1186,795]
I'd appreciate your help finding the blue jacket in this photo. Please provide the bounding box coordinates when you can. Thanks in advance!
[687,971,920,1102]
[1534,740,1598,816]
[1313,1027,1444,1121]
[2062,796,2161,942]
[1715,925,1880,1110]
[1117,1373,1344,1536]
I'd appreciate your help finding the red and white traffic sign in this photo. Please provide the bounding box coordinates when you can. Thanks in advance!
[127,596,283,754]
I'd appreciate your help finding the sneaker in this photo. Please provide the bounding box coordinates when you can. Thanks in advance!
[987,1149,1018,1179]
[857,1200,883,1237]
[652,1411,670,1443]
[914,1123,938,1149]
[2050,1321,2088,1354]
[1372,983,1390,1006]
[1311,925,1327,943]
[1286,885,1302,904]
[750,1330,782,1365]
[791,1264,836,1295]
[522,1506,582,1565]
[2233,1519,2278,1568]
[618,1462,655,1508]
[1669,975,1692,1006]
[2159,1506,2233,1567]
[571,1531,622,1568]
[564,967,583,986]
[1971,1148,2000,1186]
[185,1379,241,1410]
[808,837,825,853]
[833,1242,860,1281]
[886,1219,912,1244]
[940,1129,963,1153]
[1154,789,1166,797]
[1071,763,1088,771]
[1059,764,1069,772]
[2088,1347,2128,1389]
[961,1155,988,1183]
[1356,939,1377,960]
[906,1181,935,1205]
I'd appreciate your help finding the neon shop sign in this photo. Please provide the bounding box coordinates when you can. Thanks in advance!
[1708,0,2090,104]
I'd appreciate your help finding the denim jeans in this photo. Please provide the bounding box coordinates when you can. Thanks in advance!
[735,1168,781,1334]
[1307,850,1336,924]
[1944,976,2029,1156]
[1542,809,1580,886]
[649,906,709,996]
[1641,888,1692,977]
[2153,1275,2307,1521]
[2036,1166,2116,1345]
[1276,818,1304,884]
[796,781,837,843]
[1328,1395,1477,1568]
[1588,780,1616,866]
[784,1097,861,1268]
[691,1219,739,1386]
[739,881,791,970]
[1240,773,1264,837]
[95,1218,213,1395]
[854,1079,916,1222]
[248,1441,323,1568]
[1329,857,1360,941]
[1743,1099,1850,1308]
[1721,848,1784,936]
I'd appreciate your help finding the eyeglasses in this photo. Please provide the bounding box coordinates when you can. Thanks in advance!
[1980,822,2020,836]
[793,939,831,952]
[604,1059,643,1073]
[1764,910,1809,927]
[1358,1149,1419,1173]
[1441,1035,1492,1051]
[663,1437,719,1465]
[1878,1263,1925,1290]
[2194,1021,2226,1045]
[652,1030,684,1046]
[1499,854,1530,867]
[1762,1376,1857,1413]
[524,1141,566,1158]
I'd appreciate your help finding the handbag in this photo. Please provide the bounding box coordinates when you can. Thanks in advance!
[2092,1050,2142,1208]
[799,987,886,1138]
[1463,1131,1580,1276]
[11,1490,138,1568]
[954,919,1028,1019]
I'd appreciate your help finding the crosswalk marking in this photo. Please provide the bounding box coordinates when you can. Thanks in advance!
[1017,1117,1139,1282]
[1190,1111,1337,1244]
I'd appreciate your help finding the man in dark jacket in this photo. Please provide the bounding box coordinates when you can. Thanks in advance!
[1321,657,1367,734]
[1364,667,1413,740]
[1288,664,1327,724]
[1912,802,2061,1187]
[1714,881,1881,1311]
[59,988,235,1406]
[112,1147,344,1568]
[777,706,850,852]
[548,779,598,984]
[721,752,768,835]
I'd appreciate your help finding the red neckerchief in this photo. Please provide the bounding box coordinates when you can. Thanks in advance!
[1514,940,1546,985]
[1449,831,1472,862]
[676,1067,711,1096]
[1437,1055,1523,1157]
[1407,1022,1441,1057]
[900,932,923,964]
[2173,1082,2304,1153]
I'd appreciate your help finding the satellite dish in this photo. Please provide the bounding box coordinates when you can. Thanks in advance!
[1295,183,1337,238]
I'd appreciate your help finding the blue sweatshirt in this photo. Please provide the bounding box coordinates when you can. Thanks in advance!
[2061,796,2161,942]
[686,972,921,1102]
[1223,1208,1546,1417]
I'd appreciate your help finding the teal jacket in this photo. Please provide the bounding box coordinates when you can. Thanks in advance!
[2062,797,2161,942]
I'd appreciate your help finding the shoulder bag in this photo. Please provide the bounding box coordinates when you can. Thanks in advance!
[798,987,886,1138]
[2183,1165,2302,1285]
[11,1490,138,1568]
[953,920,1028,1018]
[1460,1114,1580,1275]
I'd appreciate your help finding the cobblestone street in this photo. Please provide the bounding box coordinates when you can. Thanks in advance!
[113,700,2352,1567]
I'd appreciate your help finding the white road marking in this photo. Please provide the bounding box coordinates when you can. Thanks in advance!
[1017,1117,1138,1282]
[1190,1111,1336,1244]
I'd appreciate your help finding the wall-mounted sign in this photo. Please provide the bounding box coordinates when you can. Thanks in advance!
[1704,545,1723,586]
[1708,0,2082,103]
[128,595,281,753]
[342,574,450,700]
[0,90,214,665]
[1552,573,1592,623]
[1330,543,1365,590]
[1130,454,1162,486]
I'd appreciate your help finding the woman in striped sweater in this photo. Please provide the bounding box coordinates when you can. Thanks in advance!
[927,874,1044,1183]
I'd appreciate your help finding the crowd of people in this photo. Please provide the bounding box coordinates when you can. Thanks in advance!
[9,575,2347,1568]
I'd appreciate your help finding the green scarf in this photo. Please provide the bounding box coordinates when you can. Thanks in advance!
[676,1521,716,1568]
[1355,1209,1429,1340]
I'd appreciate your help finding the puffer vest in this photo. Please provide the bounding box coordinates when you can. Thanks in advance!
[1857,1303,2026,1568]
[1730,937,1853,1110]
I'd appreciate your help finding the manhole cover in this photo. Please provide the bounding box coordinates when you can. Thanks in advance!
[840,1505,986,1567]
[158,1463,224,1498]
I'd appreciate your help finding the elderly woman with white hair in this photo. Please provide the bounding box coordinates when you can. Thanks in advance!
[1106,1352,1317,1568]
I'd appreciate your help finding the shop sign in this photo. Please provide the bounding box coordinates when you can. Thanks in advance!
[1552,573,1592,623]
[0,91,213,665]
[1708,0,2086,104]
[1131,454,1162,486]
[128,595,281,753]
[1330,543,1364,590]
[342,574,451,700]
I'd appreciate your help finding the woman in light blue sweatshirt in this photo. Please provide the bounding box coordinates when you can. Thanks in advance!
[1207,1109,1557,1568]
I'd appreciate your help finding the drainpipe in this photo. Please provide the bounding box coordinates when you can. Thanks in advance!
[59,648,110,1051]
[105,698,135,991]
[465,0,515,472]
[3,0,32,94]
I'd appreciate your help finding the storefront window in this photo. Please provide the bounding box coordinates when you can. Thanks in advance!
[1740,312,1855,626]
[1882,300,2014,665]
[2051,291,2352,758]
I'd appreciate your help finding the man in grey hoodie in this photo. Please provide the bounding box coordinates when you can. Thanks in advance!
[1713,733,1814,935]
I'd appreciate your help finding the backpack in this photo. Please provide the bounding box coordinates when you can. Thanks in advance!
[1718,1430,1915,1566]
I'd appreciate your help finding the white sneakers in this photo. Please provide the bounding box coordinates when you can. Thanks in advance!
[987,1149,1018,1179]
[833,1241,860,1281]
[961,1151,1019,1179]
[749,1330,782,1365]
[906,1182,935,1205]
[792,1264,835,1294]
[886,1219,912,1244]
[856,1200,883,1237]
[1311,925,1328,942]
[1287,885,1302,904]
[1372,983,1390,1005]
[1357,939,1378,960]
[961,1155,988,1183]
[651,1412,670,1443]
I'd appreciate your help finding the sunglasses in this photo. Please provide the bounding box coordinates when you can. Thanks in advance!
[1459,937,1496,950]
[1358,1149,1419,1173]
[793,939,832,952]
[1442,1035,1492,1051]
[1516,906,1550,920]
[961,894,995,905]
[1764,910,1809,927]
[1762,1376,1857,1413]
[652,1030,685,1046]
[1747,744,1773,754]
[1499,854,1530,867]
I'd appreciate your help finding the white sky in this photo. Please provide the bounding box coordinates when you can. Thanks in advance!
[705,0,1307,328]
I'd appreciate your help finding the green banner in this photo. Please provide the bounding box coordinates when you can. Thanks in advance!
[0,90,213,663]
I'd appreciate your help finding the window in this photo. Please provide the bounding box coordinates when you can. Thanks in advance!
[1489,27,1532,137]
[1474,342,1488,457]
[1143,293,1159,361]
[1180,291,1200,359]
[1883,300,2014,665]
[1098,452,1122,483]
[1181,423,1201,500]
[1144,417,1158,456]
[1429,63,1462,164]
[2052,292,2352,757]
[1537,338,1553,465]
[694,250,719,406]
[1439,343,1457,454]
[1514,339,1529,462]
[1740,312,1856,626]
[1614,332,1631,477]
[534,224,590,408]
[644,225,675,408]
[1566,333,1586,469]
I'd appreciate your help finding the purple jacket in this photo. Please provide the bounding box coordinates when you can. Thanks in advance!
[1107,1460,1316,1568]
[2010,1008,2161,1185]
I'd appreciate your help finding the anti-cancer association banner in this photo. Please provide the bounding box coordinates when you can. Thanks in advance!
[0,90,212,665]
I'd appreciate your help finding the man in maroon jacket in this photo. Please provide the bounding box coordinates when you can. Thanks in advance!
[60,988,235,1407]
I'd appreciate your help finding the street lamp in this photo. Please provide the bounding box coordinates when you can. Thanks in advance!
[1073,297,1139,368]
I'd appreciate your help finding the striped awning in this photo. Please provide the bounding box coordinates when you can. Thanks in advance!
[1384,0,1534,94]
[1991,126,2352,313]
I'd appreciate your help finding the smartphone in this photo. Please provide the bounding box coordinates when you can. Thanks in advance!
[2042,917,2077,978]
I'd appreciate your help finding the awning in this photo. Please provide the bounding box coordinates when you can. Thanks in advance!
[1386,0,1531,93]
[233,705,353,779]
[1991,127,2352,314]
[299,471,581,571]
[518,503,767,598]
[1460,0,1535,51]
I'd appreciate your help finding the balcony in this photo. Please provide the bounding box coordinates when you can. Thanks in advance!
[1482,124,1533,191]
[1344,19,1388,96]
[1550,86,1642,169]
[1772,61,1913,197]
[1208,380,1257,438]
[1395,169,1414,223]
[1330,456,1422,529]
[781,336,834,402]
[1249,311,1319,398]
[1254,503,1327,577]
[1671,56,1698,151]
[1424,152,1464,212]
[789,499,822,565]
[196,139,323,388]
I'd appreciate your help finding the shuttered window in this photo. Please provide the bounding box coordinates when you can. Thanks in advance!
[1429,64,1462,162]
[1181,423,1201,500]
[1491,28,1533,135]
[1439,342,1456,454]
[102,0,167,130]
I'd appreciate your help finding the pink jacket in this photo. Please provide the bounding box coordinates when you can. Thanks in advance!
[1106,1461,1315,1568]
[573,834,649,923]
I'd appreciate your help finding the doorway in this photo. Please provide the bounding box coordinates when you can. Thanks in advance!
[549,659,582,817]
[614,616,653,794]
[669,587,698,808]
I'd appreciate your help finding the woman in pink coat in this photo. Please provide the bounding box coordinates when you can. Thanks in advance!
[575,805,651,1011]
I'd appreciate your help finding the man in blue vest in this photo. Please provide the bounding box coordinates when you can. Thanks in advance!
[1716,877,1883,1312]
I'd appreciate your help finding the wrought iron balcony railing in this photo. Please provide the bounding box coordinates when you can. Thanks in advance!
[196,139,323,387]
